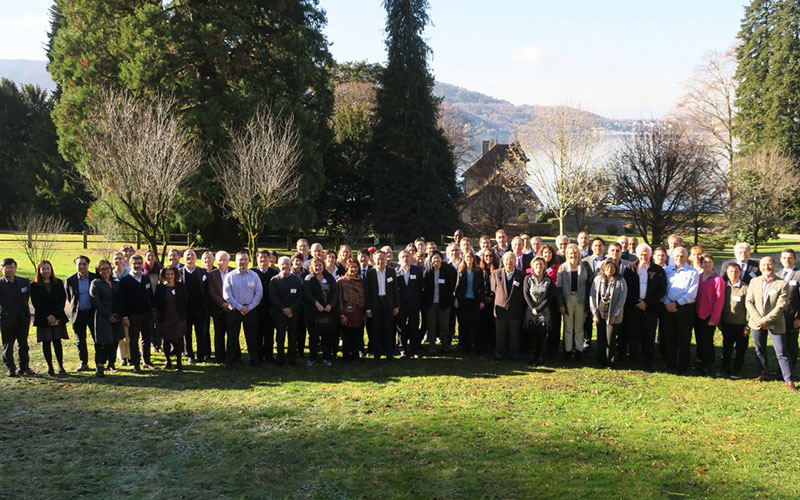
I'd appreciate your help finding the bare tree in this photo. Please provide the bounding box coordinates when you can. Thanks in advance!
[216,106,302,257]
[78,88,202,262]
[439,103,478,177]
[674,48,738,197]
[728,145,800,251]
[89,215,125,261]
[519,105,605,235]
[612,122,718,246]
[13,213,70,271]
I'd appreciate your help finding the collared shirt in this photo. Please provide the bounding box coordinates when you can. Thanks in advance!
[223,268,263,311]
[77,273,91,310]
[360,267,369,280]
[433,269,440,304]
[376,268,386,296]
[782,267,795,281]
[400,266,410,285]
[762,275,775,307]
[112,268,129,281]
[515,253,524,271]
[663,263,699,305]
[637,264,648,300]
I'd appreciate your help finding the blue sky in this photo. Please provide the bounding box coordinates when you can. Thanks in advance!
[0,0,746,118]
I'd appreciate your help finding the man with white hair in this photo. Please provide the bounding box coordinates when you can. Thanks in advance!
[721,242,760,285]
[303,243,324,271]
[661,247,698,372]
[381,245,399,270]
[666,234,683,267]
[207,251,237,363]
[555,235,569,264]
[621,243,666,370]
[269,256,304,365]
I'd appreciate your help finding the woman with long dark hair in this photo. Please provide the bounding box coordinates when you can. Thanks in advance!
[30,260,69,377]
[89,259,123,377]
[155,266,188,370]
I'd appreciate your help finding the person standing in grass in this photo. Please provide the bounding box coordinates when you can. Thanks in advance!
[620,244,666,371]
[777,248,800,372]
[522,257,553,365]
[112,252,131,368]
[0,258,32,377]
[304,258,339,366]
[477,249,500,354]
[65,255,96,372]
[491,252,526,361]
[156,266,188,370]
[89,259,123,378]
[30,260,68,378]
[454,251,484,354]
[338,260,366,362]
[252,249,278,363]
[557,244,593,361]
[661,247,699,372]
[719,263,748,379]
[694,253,724,375]
[119,254,156,373]
[746,256,795,391]
[590,259,627,367]
[223,251,263,368]
[270,256,304,366]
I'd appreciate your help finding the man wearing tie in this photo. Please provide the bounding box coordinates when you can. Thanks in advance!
[207,251,235,363]
[422,250,457,352]
[778,249,800,372]
[269,257,303,365]
[364,251,399,359]
[581,237,606,350]
[253,250,279,362]
[746,256,795,391]
[490,252,526,361]
[395,250,423,357]
[357,250,372,281]
[180,249,209,363]
[510,236,533,273]
[721,242,760,285]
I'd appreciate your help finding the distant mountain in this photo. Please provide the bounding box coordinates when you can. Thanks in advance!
[0,59,56,92]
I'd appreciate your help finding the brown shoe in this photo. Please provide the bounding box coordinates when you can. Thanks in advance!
[787,381,797,392]
[754,375,767,382]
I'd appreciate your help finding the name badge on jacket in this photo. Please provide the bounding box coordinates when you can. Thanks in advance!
[20,287,27,293]
[290,288,297,294]
[202,275,207,282]
[750,272,757,279]
[387,277,393,283]
[145,283,151,289]
[171,289,176,296]
[410,274,417,280]
[791,280,798,286]
[769,289,778,296]
[438,278,445,284]
[731,295,742,303]
[513,281,520,287]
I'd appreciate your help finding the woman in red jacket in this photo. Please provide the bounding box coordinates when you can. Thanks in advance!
[695,253,724,375]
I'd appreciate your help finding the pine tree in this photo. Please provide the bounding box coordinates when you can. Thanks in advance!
[367,0,459,241]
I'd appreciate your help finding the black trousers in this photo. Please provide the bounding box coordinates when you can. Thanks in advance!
[784,312,799,372]
[693,316,716,370]
[128,311,153,367]
[183,309,207,360]
[73,309,94,365]
[623,306,659,366]
[456,298,479,352]
[660,303,696,370]
[719,322,747,374]
[476,304,495,353]
[1,315,30,372]
[340,324,363,361]
[164,336,185,364]
[596,321,621,365]
[94,343,117,370]
[225,310,259,364]
[524,321,547,361]
[308,316,337,362]
[272,309,298,362]
[369,297,395,357]
[396,304,421,355]
[212,310,239,363]
[257,309,275,361]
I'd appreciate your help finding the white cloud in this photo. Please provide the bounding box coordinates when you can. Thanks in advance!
[4,15,49,29]
[510,46,545,64]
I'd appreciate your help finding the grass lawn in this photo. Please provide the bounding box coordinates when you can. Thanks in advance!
[1,236,800,499]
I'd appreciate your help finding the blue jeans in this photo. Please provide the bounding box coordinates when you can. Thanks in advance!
[752,329,793,382]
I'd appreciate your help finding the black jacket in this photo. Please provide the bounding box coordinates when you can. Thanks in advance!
[364,267,399,312]
[155,282,188,322]
[65,272,97,322]
[303,272,340,322]
[180,266,207,315]
[253,266,279,312]
[455,268,485,302]
[30,279,68,328]
[0,276,30,321]
[396,265,424,311]
[422,265,456,310]
[622,261,667,312]
[119,273,154,317]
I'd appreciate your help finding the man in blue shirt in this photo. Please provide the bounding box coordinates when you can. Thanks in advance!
[661,247,699,372]
[223,251,263,367]
[65,256,97,372]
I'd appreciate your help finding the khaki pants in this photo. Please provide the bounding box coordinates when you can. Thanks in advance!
[117,325,130,360]
[563,293,585,352]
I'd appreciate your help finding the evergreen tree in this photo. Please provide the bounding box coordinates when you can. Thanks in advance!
[735,0,800,158]
[48,0,333,246]
[367,0,459,241]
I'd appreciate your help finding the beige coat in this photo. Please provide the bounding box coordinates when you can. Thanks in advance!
[745,276,789,333]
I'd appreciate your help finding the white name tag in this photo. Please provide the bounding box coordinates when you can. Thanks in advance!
[438,278,445,284]
[731,295,742,302]
[769,289,778,296]
[410,274,417,280]
[290,289,297,294]
[513,281,520,287]
[247,281,255,288]
[321,278,327,284]
[202,275,207,282]
[387,277,393,283]
[20,287,27,293]
[145,283,151,289]
[791,280,797,286]
[171,289,176,296]
[749,272,757,278]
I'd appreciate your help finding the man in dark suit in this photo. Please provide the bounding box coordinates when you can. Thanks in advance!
[253,249,279,362]
[119,254,155,372]
[621,243,667,370]
[510,236,533,272]
[581,238,606,350]
[365,250,399,359]
[207,250,235,363]
[181,249,208,363]
[721,242,760,285]
[490,252,527,360]
[269,256,304,365]
[0,258,32,377]
[422,250,457,352]
[65,255,97,371]
[779,248,800,371]
[494,229,511,258]
[395,249,423,357]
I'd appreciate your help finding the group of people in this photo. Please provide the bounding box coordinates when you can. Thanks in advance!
[0,231,797,391]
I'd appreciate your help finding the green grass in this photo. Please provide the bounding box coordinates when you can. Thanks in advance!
[1,236,800,499]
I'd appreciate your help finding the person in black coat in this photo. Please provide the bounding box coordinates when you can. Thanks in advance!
[720,242,760,285]
[621,244,667,370]
[422,251,457,352]
[180,249,208,364]
[90,260,125,377]
[30,260,69,377]
[156,266,188,370]
[364,250,399,359]
[454,251,485,353]
[253,250,279,362]
[64,255,97,371]
[290,252,309,357]
[490,252,527,361]
[303,258,339,365]
[396,249,424,357]
[0,258,32,377]
[269,256,304,365]
[119,254,155,372]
